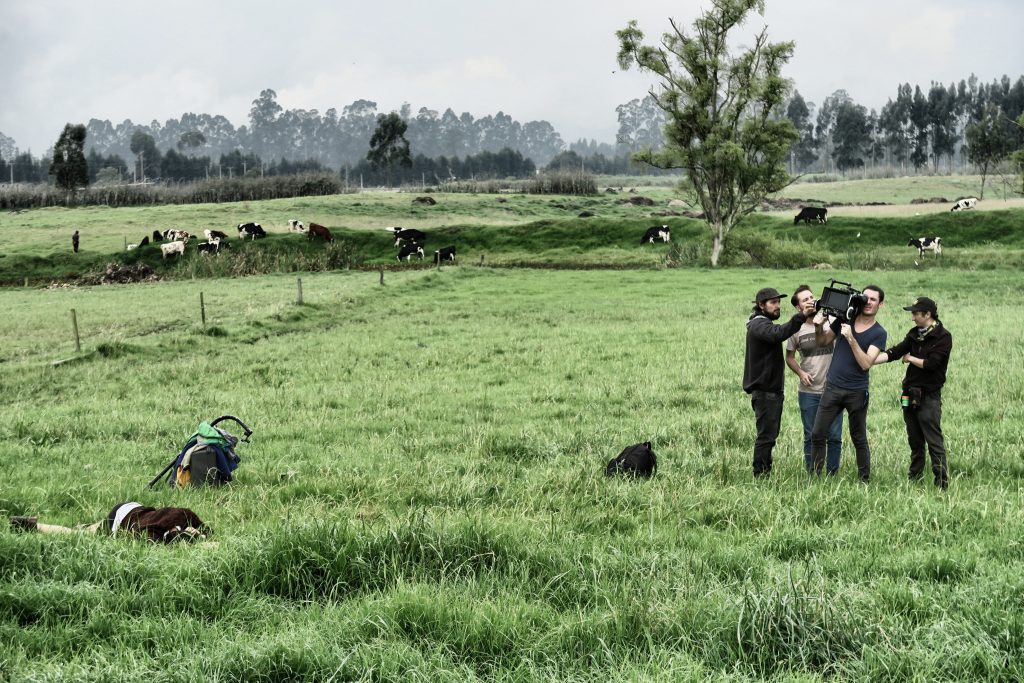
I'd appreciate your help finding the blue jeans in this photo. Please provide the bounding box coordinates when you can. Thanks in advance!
[798,392,843,474]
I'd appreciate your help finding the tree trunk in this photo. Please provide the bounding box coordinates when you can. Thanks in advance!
[710,224,725,267]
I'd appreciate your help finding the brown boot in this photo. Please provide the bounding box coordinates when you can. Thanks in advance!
[10,516,38,532]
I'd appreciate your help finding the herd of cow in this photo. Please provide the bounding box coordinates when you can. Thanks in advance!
[124,194,979,265]
[790,196,979,261]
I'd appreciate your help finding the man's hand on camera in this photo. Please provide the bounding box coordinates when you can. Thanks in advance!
[813,311,826,327]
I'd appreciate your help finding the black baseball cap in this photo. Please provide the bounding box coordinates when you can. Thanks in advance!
[754,287,787,303]
[903,296,937,315]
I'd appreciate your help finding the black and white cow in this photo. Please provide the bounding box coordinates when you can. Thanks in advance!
[197,239,221,255]
[950,197,978,212]
[238,222,267,240]
[287,219,307,232]
[152,230,163,243]
[434,245,456,263]
[908,236,942,257]
[204,229,229,242]
[392,227,426,247]
[641,225,671,243]
[794,207,828,224]
[397,243,425,261]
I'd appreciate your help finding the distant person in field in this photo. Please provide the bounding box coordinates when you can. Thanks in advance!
[810,285,887,482]
[10,502,209,543]
[786,285,844,475]
[72,230,80,253]
[743,286,810,478]
[874,296,952,489]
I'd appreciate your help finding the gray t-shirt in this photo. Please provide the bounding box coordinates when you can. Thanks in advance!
[787,320,836,395]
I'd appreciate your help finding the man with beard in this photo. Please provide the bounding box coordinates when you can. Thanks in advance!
[743,287,810,478]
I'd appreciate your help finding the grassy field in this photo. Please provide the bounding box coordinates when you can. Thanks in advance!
[1,179,1023,283]
[2,263,1024,681]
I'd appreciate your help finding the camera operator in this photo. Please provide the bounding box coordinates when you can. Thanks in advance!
[786,285,844,474]
[810,285,887,482]
[743,287,810,478]
[873,297,952,489]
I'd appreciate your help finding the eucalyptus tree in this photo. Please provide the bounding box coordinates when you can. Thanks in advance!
[367,111,412,187]
[50,124,89,192]
[616,0,797,266]
[965,103,1011,198]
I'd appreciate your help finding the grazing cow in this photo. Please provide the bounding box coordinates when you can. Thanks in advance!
[397,243,425,261]
[641,225,671,243]
[164,229,192,243]
[950,197,978,212]
[908,236,942,258]
[794,207,828,224]
[237,222,266,240]
[391,227,423,245]
[288,219,307,233]
[307,222,333,242]
[152,230,163,243]
[203,229,229,243]
[434,245,457,263]
[197,239,221,254]
[161,241,186,259]
[139,236,150,247]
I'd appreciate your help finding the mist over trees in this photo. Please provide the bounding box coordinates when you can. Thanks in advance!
[2,74,1023,186]
[786,75,1024,175]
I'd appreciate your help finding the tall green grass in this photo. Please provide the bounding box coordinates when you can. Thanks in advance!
[2,267,1023,680]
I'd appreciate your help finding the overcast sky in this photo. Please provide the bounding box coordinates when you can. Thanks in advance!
[2,0,1022,154]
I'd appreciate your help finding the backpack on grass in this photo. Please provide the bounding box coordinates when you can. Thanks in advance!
[605,442,657,478]
[167,422,241,488]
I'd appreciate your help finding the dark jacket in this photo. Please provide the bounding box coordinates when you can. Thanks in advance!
[743,312,806,394]
[883,322,952,393]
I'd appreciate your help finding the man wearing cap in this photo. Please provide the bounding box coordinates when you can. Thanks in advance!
[743,287,811,478]
[874,296,953,489]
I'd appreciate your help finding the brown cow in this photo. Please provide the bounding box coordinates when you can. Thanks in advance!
[308,222,334,242]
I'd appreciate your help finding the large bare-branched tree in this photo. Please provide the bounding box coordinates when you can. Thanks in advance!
[616,0,798,266]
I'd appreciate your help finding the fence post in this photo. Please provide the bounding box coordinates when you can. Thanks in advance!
[479,253,485,267]
[296,277,303,305]
[70,309,81,352]
[200,292,206,327]
[124,235,127,251]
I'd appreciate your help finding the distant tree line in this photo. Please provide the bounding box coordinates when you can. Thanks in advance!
[784,75,1024,175]
[2,75,1023,189]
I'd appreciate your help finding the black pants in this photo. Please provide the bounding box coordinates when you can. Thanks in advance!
[904,390,948,488]
[751,390,784,477]
[811,383,871,481]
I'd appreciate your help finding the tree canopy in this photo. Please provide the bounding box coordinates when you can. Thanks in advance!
[50,123,89,192]
[616,0,797,266]
[367,112,412,187]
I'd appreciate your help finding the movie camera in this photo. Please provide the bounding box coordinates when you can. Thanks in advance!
[815,279,868,323]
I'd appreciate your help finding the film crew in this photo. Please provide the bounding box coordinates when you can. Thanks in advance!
[874,297,953,489]
[786,285,844,474]
[9,502,209,544]
[810,285,887,482]
[743,287,810,478]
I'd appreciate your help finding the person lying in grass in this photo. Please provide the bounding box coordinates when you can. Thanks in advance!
[10,502,209,543]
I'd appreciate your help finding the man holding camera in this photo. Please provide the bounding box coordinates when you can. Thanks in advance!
[874,297,952,489]
[786,285,844,474]
[743,287,811,478]
[811,285,887,481]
